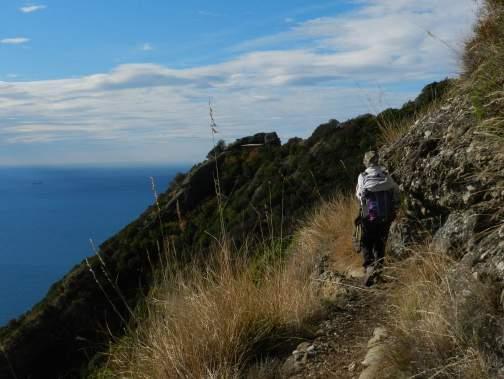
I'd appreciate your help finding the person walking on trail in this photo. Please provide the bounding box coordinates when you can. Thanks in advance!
[355,151,400,286]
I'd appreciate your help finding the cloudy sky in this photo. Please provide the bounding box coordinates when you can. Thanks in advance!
[0,0,480,166]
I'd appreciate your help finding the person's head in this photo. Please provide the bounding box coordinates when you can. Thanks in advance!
[363,151,379,168]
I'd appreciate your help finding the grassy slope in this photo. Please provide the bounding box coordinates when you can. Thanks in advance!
[463,0,504,141]
[0,118,377,379]
[95,195,359,378]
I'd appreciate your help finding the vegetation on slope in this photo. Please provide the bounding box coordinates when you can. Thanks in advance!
[377,80,451,147]
[1,0,501,374]
[94,194,358,378]
[0,118,377,379]
[464,0,504,140]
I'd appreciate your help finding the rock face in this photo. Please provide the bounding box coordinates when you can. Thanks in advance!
[432,210,478,258]
[383,92,504,284]
[166,157,222,211]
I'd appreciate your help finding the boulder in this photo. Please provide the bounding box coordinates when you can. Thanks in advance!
[359,327,388,379]
[432,211,478,258]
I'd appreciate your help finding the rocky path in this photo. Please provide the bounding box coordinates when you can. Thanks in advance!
[281,274,393,379]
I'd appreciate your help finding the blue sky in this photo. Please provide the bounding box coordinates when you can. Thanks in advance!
[1,1,360,78]
[0,0,480,165]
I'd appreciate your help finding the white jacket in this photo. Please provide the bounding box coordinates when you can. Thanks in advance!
[356,166,400,209]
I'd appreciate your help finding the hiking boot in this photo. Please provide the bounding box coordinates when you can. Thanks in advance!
[373,271,383,285]
[363,266,376,287]
[373,266,384,283]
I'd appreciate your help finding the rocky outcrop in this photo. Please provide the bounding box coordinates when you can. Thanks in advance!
[432,210,478,258]
[160,157,222,215]
[376,81,504,376]
[384,93,503,265]
[227,132,281,150]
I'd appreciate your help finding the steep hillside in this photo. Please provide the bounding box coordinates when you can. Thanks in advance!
[0,82,447,378]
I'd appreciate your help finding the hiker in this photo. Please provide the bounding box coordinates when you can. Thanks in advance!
[355,151,400,286]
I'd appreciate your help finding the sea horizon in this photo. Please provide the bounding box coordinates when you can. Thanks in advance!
[0,164,188,326]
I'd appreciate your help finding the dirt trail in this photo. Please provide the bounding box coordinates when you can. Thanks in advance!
[282,270,393,378]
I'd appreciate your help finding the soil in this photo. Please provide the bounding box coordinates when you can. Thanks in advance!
[281,274,392,379]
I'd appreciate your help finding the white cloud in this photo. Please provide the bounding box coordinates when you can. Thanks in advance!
[0,73,407,147]
[1,37,30,45]
[0,0,482,164]
[235,0,480,76]
[19,4,46,13]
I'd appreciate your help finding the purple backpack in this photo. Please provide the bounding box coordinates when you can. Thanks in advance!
[363,190,393,223]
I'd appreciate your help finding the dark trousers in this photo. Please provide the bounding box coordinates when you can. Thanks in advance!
[361,220,391,269]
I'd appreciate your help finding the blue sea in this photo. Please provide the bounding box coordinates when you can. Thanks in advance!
[0,165,186,326]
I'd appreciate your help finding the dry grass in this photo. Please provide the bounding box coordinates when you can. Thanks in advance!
[93,194,360,378]
[99,245,319,378]
[377,96,445,148]
[294,194,362,276]
[377,116,414,147]
[379,247,499,378]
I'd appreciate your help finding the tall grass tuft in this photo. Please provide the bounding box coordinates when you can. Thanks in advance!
[295,195,362,276]
[379,247,499,378]
[377,116,413,147]
[98,244,319,378]
[377,96,443,148]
